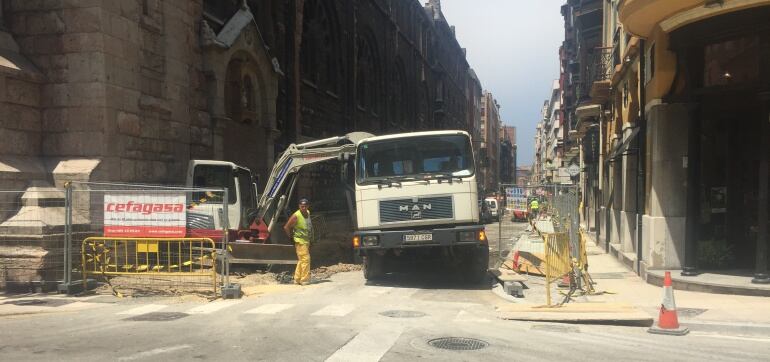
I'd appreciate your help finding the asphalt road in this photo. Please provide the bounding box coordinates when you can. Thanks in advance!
[484,214,529,267]
[2,256,769,361]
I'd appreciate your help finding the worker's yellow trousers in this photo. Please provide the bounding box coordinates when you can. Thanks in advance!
[294,242,311,284]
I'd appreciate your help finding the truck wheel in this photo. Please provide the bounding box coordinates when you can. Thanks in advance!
[363,254,384,280]
[468,246,490,284]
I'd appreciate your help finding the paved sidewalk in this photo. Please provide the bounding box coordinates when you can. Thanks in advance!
[495,221,770,335]
[583,238,770,327]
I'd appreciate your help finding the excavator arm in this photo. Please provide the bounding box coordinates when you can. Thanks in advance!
[227,132,372,265]
[256,132,372,235]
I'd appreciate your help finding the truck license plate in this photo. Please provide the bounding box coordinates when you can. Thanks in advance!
[404,234,432,242]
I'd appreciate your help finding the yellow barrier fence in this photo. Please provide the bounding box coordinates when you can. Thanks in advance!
[543,232,572,306]
[81,237,218,297]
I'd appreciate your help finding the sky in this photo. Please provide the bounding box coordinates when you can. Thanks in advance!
[439,0,565,166]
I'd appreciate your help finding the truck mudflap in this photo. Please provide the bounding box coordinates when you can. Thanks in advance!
[354,225,486,250]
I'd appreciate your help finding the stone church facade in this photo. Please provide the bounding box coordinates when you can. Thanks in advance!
[0,0,477,289]
[0,0,474,192]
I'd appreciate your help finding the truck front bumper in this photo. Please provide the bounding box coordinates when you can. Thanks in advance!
[354,225,486,250]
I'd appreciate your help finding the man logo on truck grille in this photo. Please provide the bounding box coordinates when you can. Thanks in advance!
[399,204,431,220]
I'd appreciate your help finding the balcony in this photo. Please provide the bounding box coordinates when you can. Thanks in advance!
[618,0,701,37]
[588,47,615,103]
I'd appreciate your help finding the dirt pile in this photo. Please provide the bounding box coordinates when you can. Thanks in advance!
[234,262,361,288]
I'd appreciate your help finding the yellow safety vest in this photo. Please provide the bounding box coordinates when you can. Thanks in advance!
[530,200,539,210]
[293,210,312,244]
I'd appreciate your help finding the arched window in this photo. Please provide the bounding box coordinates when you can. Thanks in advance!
[225,59,242,119]
[356,31,382,114]
[390,59,409,130]
[418,83,429,129]
[301,0,341,94]
[242,76,255,111]
[225,56,260,124]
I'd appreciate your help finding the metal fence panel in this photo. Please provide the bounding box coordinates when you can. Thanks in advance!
[66,181,229,297]
[82,237,217,297]
[543,232,572,306]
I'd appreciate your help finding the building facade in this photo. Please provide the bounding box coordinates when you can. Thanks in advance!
[500,125,516,184]
[480,90,501,194]
[532,80,569,184]
[569,0,770,284]
[0,0,483,289]
[0,0,475,207]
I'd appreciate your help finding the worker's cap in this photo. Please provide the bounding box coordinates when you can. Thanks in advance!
[299,198,310,205]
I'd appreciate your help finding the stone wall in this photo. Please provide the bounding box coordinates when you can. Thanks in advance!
[4,0,211,185]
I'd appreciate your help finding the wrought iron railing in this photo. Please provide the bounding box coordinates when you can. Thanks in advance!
[588,47,615,83]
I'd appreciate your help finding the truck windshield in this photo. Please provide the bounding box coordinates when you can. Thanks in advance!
[356,134,474,184]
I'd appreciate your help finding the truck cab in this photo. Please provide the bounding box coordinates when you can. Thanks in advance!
[186,160,259,230]
[352,130,488,281]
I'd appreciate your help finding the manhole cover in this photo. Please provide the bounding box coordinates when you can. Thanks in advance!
[379,310,426,318]
[531,324,580,333]
[590,272,626,279]
[677,308,707,318]
[5,299,48,306]
[428,337,488,351]
[125,312,188,321]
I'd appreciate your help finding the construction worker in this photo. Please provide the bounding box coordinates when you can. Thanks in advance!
[529,198,540,221]
[283,198,313,285]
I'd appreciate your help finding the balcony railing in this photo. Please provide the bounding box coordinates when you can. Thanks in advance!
[577,47,616,104]
[588,47,615,83]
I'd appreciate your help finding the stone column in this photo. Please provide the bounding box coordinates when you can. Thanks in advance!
[682,104,700,276]
[753,92,770,284]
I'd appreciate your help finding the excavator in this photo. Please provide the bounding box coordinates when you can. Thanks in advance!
[185,132,374,266]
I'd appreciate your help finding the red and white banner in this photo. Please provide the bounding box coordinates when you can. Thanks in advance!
[104,193,186,237]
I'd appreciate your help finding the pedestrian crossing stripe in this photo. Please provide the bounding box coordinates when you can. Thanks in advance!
[186,300,243,314]
[244,304,294,315]
[118,304,168,315]
[311,304,356,317]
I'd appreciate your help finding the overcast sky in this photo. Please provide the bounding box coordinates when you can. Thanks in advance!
[440,0,565,166]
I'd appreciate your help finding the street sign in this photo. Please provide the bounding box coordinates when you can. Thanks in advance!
[567,163,581,176]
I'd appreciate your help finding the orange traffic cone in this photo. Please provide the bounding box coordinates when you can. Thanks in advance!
[647,271,689,335]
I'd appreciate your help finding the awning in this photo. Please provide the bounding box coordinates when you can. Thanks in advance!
[608,126,640,160]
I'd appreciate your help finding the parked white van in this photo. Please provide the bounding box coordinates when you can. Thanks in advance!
[484,197,499,221]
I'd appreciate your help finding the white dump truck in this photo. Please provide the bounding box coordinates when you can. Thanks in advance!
[352,130,488,282]
[188,130,488,282]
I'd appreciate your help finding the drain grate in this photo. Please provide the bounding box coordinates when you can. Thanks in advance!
[428,337,488,351]
[531,324,580,333]
[125,312,189,321]
[676,308,708,318]
[379,310,426,318]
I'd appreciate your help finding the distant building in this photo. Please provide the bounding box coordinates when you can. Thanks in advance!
[480,91,501,194]
[516,165,532,187]
[500,125,516,184]
[532,80,567,184]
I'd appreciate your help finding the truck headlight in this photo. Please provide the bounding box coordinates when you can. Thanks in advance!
[459,231,476,242]
[362,235,379,246]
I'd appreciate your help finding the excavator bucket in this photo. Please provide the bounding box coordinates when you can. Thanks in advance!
[226,241,298,265]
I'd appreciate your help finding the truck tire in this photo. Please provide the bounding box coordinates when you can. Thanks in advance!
[468,246,490,284]
[363,254,384,280]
